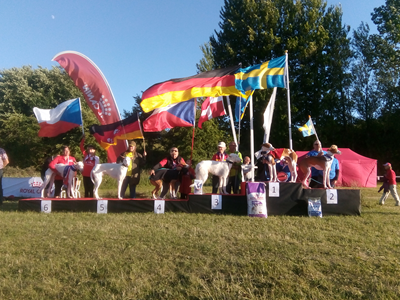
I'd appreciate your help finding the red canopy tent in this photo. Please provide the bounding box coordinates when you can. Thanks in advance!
[295,148,377,188]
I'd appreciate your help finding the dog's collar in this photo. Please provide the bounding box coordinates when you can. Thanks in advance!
[226,160,234,164]
[122,161,130,168]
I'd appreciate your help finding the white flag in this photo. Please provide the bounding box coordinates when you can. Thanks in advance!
[263,87,277,143]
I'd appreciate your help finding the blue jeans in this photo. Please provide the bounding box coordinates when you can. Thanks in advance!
[120,177,136,198]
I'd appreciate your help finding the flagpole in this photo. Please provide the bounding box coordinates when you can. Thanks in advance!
[238,96,241,148]
[309,115,320,142]
[78,97,85,136]
[285,51,293,149]
[249,93,255,182]
[226,96,238,148]
[137,113,146,153]
[190,98,197,163]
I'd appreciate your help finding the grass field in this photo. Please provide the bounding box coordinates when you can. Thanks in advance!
[1,178,400,299]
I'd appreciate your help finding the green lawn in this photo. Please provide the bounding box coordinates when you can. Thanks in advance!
[0,185,399,299]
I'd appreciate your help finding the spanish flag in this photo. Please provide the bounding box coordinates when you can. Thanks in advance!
[140,66,243,113]
[89,113,144,150]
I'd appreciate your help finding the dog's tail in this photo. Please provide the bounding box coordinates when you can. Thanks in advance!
[90,168,95,184]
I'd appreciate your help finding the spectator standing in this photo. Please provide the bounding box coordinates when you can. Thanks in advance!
[379,162,400,206]
[226,141,243,194]
[0,147,9,205]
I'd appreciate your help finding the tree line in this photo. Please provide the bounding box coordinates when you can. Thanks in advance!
[0,0,399,173]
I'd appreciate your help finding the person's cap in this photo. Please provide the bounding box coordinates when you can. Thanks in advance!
[129,141,136,147]
[218,142,226,148]
[383,162,391,167]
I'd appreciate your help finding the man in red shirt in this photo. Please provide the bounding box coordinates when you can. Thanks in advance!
[379,162,400,206]
[48,145,76,198]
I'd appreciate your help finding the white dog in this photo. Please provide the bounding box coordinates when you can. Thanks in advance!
[40,162,84,198]
[91,156,131,199]
[192,153,242,194]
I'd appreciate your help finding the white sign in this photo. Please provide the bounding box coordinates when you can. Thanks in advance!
[211,195,222,210]
[268,182,280,197]
[41,200,52,213]
[154,200,165,214]
[326,189,338,204]
[97,200,108,214]
[3,177,54,198]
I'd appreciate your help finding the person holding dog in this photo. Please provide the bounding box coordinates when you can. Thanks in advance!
[226,141,243,194]
[306,140,326,188]
[306,140,340,188]
[80,138,100,198]
[48,146,77,197]
[211,142,228,193]
[179,158,196,199]
[150,147,187,199]
[379,162,400,206]
[118,141,146,199]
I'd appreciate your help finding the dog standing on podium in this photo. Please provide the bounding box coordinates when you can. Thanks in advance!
[256,143,298,183]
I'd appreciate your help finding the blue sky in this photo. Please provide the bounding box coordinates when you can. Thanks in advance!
[0,0,385,115]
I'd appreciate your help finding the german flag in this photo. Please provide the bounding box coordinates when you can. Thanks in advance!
[89,113,144,150]
[140,66,243,113]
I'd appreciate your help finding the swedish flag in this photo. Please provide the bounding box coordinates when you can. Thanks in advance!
[296,119,315,137]
[235,55,286,93]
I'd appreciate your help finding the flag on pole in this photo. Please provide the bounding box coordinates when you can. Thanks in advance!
[33,98,82,137]
[140,66,247,113]
[198,96,226,129]
[235,96,250,122]
[143,99,195,132]
[89,113,143,150]
[296,118,316,137]
[263,88,277,143]
[235,55,287,93]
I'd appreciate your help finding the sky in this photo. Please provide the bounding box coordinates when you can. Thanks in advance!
[0,0,386,115]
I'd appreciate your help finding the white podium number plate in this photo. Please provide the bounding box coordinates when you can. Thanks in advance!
[154,200,165,214]
[41,200,52,213]
[326,189,338,204]
[97,200,108,214]
[269,182,280,197]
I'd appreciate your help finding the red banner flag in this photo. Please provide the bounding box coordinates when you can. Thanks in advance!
[52,51,126,162]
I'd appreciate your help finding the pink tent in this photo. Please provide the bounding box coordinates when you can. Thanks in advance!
[295,148,377,187]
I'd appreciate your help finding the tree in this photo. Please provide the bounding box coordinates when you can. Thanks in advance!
[0,66,105,169]
[208,0,353,151]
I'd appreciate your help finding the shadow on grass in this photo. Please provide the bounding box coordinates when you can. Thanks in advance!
[0,200,19,212]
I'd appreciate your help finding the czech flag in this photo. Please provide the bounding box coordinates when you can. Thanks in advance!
[143,99,195,132]
[33,98,82,137]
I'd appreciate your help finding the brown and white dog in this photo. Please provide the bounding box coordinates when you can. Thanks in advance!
[298,145,341,189]
[256,143,298,182]
[150,179,179,199]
